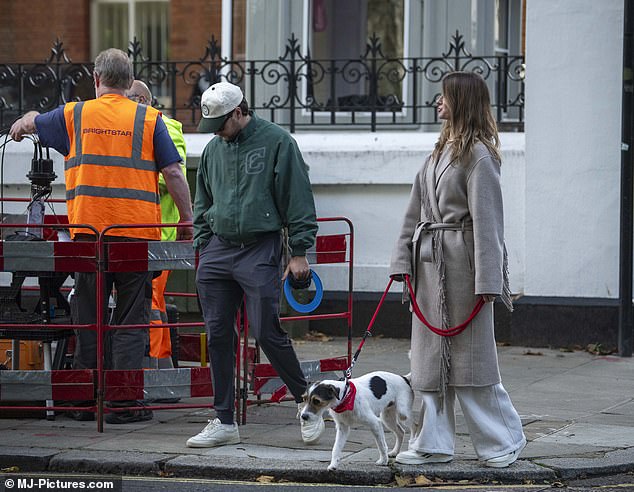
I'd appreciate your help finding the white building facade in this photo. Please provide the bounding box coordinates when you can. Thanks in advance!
[3,0,627,348]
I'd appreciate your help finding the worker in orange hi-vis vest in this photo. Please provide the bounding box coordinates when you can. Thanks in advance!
[10,49,193,424]
[126,80,188,372]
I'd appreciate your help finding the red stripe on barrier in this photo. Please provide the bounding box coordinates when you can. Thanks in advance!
[316,234,347,264]
[51,370,93,383]
[270,385,287,402]
[254,356,348,378]
[43,215,69,241]
[0,241,3,271]
[319,356,348,372]
[190,367,213,397]
[179,334,202,362]
[104,370,145,401]
[252,374,268,394]
[107,242,148,272]
[51,370,95,400]
[54,242,98,272]
[253,363,278,378]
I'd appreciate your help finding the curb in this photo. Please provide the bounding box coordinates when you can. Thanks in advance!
[2,450,634,485]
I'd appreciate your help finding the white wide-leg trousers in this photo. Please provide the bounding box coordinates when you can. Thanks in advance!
[410,383,526,460]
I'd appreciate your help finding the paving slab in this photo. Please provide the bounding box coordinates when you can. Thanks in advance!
[536,448,634,480]
[536,423,634,448]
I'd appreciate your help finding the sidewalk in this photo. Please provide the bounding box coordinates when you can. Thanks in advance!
[1,337,634,486]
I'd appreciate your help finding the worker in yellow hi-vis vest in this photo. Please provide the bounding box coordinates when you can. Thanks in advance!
[127,80,188,370]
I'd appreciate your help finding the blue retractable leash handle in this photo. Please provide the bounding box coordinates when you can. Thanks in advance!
[283,269,324,313]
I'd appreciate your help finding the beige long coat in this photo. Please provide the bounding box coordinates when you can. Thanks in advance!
[390,142,506,391]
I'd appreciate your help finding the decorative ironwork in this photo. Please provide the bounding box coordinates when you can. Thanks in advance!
[0,31,524,132]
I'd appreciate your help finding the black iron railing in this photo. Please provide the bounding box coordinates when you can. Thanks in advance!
[0,31,524,133]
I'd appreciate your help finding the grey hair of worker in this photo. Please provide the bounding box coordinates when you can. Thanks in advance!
[93,48,134,90]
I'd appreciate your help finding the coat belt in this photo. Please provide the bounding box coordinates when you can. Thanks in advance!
[412,221,473,243]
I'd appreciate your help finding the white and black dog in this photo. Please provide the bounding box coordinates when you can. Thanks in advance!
[300,371,416,470]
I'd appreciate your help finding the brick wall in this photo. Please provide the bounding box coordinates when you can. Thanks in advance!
[171,0,222,59]
[170,0,223,131]
[232,0,246,60]
[0,0,90,63]
[0,0,244,131]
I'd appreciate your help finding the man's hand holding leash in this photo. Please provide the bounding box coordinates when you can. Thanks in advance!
[283,255,310,281]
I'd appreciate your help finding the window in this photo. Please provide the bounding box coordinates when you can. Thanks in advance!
[91,0,170,97]
[495,0,510,55]
[92,0,169,58]
[305,0,407,113]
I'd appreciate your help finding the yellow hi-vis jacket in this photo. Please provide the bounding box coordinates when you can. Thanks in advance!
[63,94,162,240]
[159,115,187,242]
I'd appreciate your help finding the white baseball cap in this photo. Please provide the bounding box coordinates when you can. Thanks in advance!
[197,82,244,133]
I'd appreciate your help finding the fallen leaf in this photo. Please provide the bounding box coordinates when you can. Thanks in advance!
[523,350,543,356]
[586,343,616,355]
[157,470,174,478]
[256,475,275,483]
[1,466,19,473]
[394,475,413,487]
[414,474,433,485]
[303,331,333,342]
[496,341,511,347]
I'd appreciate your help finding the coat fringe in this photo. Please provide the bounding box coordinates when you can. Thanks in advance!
[420,160,452,407]
[502,244,514,312]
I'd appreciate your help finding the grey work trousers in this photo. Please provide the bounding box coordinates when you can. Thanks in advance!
[196,233,307,424]
[72,268,152,371]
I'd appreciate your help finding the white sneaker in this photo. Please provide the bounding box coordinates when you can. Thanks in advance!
[298,403,325,444]
[186,418,240,448]
[395,449,453,465]
[485,443,525,468]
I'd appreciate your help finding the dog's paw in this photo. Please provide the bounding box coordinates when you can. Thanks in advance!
[388,450,398,458]
[375,457,389,466]
[327,464,337,471]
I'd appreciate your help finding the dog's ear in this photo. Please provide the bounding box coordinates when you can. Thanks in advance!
[326,384,340,400]
[302,381,315,402]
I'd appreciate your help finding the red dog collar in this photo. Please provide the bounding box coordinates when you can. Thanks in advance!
[332,381,356,413]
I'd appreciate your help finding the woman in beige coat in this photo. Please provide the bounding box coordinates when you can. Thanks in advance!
[390,72,525,467]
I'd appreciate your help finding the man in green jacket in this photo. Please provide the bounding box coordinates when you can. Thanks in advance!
[187,82,323,448]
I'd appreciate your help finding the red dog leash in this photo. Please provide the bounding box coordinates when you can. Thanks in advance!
[404,274,485,337]
[344,275,485,380]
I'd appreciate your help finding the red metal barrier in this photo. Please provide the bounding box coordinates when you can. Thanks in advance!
[0,214,354,431]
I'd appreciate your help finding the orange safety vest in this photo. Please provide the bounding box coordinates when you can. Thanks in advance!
[63,94,162,240]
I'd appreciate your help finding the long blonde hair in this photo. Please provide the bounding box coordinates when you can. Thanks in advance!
[431,71,501,165]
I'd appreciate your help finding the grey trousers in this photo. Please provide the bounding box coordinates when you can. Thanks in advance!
[72,269,152,371]
[196,233,307,424]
